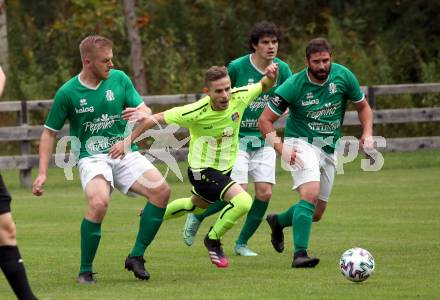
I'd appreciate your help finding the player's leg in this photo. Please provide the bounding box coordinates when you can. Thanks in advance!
[0,175,37,299]
[77,155,113,283]
[235,147,275,256]
[183,150,250,246]
[113,152,169,280]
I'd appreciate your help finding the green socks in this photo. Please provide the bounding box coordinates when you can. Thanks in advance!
[292,200,316,254]
[277,204,297,227]
[80,218,101,273]
[163,197,206,220]
[236,198,269,245]
[194,200,227,222]
[130,202,166,257]
[208,192,252,240]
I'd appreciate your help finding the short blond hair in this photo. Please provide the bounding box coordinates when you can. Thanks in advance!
[79,35,113,62]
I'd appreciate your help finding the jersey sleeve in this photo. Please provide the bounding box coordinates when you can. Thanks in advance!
[234,82,263,106]
[44,89,69,132]
[163,98,209,128]
[121,71,143,108]
[345,69,365,103]
[268,77,294,115]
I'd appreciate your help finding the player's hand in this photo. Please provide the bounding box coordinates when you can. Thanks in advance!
[32,174,46,196]
[108,140,131,159]
[360,135,374,151]
[122,107,151,122]
[264,63,279,81]
[275,143,304,169]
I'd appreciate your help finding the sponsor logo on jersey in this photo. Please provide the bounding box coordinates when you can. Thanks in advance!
[306,103,338,119]
[231,112,240,122]
[80,98,87,106]
[105,90,115,101]
[302,99,320,106]
[75,106,95,114]
[247,78,255,85]
[328,82,337,94]
[83,114,118,134]
[249,94,270,111]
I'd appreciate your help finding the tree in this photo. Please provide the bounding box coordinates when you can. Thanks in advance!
[0,0,8,72]
[123,0,148,95]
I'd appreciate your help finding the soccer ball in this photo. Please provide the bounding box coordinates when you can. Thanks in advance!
[339,247,375,282]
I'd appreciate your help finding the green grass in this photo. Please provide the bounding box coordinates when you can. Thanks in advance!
[1,150,439,299]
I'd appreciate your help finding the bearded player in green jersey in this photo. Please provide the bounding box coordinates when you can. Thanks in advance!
[32,36,170,283]
[109,63,279,268]
[259,38,373,268]
[182,21,292,257]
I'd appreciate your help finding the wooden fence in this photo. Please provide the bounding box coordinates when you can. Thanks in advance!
[1,83,440,187]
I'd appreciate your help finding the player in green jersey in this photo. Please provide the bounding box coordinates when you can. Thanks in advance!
[0,66,37,299]
[32,36,170,283]
[182,21,292,257]
[259,38,373,268]
[109,64,279,268]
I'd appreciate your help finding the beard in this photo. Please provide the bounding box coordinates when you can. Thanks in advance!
[309,65,331,81]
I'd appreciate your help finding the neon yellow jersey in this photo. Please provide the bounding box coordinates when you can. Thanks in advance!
[164,83,263,171]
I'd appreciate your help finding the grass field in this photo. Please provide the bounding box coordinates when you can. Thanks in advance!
[1,150,439,300]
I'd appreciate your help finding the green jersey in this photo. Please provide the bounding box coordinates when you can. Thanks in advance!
[269,63,364,154]
[45,69,143,159]
[228,54,292,151]
[164,83,263,171]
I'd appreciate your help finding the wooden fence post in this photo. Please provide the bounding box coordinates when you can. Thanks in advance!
[19,100,32,187]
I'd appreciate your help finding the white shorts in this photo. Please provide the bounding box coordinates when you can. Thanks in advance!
[78,152,156,196]
[284,138,336,202]
[231,146,276,185]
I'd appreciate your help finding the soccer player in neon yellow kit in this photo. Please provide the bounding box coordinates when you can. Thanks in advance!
[259,38,373,268]
[182,21,292,257]
[0,66,37,299]
[109,64,279,268]
[32,36,170,283]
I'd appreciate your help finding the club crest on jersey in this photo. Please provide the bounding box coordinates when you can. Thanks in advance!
[231,112,240,122]
[328,82,337,94]
[105,90,115,101]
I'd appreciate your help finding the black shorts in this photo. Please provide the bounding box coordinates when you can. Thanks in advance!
[188,167,235,204]
[0,175,12,215]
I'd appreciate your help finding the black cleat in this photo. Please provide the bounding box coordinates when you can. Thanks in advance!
[266,213,284,253]
[204,235,229,268]
[77,271,96,284]
[292,250,320,268]
[125,255,150,280]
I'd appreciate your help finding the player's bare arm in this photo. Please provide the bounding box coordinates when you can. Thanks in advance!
[32,128,57,196]
[108,112,166,159]
[260,63,279,93]
[258,107,303,167]
[355,100,374,150]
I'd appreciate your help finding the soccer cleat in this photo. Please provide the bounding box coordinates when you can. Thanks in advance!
[204,235,229,268]
[234,244,258,257]
[266,213,284,253]
[125,255,150,280]
[183,213,201,246]
[292,250,320,268]
[77,271,97,284]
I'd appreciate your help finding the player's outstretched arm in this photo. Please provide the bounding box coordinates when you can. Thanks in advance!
[108,111,166,159]
[32,128,57,196]
[260,63,279,93]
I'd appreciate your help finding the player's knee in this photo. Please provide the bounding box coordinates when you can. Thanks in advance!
[89,198,109,214]
[0,219,16,242]
[255,187,272,202]
[235,192,252,213]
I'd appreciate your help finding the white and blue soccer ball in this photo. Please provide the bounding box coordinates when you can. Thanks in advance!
[339,247,375,282]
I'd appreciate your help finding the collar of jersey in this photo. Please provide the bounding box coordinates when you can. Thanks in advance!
[78,74,103,90]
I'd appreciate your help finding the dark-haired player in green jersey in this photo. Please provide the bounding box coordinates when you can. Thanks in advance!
[259,38,373,268]
[182,21,292,257]
[109,64,279,268]
[32,35,170,283]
